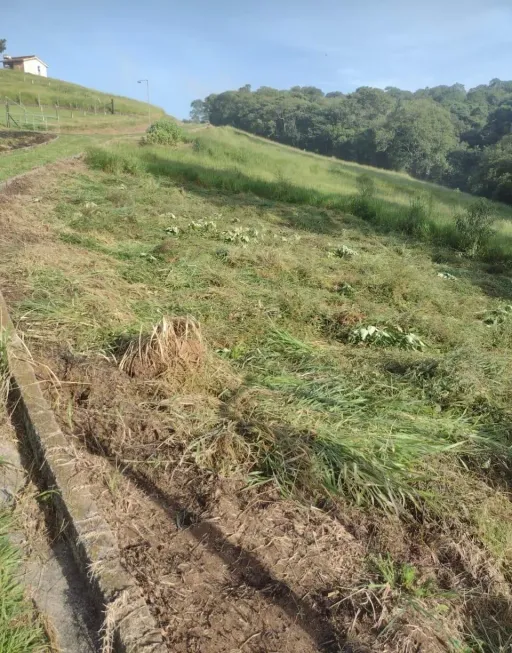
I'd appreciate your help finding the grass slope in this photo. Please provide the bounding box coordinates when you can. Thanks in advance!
[0,69,163,115]
[116,126,512,257]
[0,69,166,133]
[2,126,512,650]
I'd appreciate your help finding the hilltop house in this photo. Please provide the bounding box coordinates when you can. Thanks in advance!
[2,55,48,77]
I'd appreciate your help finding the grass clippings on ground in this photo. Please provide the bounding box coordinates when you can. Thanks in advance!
[1,128,512,651]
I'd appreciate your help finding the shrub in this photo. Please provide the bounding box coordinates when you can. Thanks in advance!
[140,119,185,146]
[350,174,379,221]
[455,198,496,256]
[403,194,432,237]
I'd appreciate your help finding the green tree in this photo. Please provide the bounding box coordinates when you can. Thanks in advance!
[482,101,512,144]
[0,39,6,54]
[190,99,208,123]
[378,100,458,179]
[191,79,512,203]
[471,135,512,203]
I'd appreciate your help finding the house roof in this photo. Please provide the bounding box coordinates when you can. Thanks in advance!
[3,55,48,67]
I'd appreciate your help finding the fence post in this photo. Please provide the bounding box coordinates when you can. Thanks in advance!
[111,98,114,115]
[5,102,9,128]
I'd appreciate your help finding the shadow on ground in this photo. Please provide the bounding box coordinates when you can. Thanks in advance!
[140,152,512,302]
[80,430,361,653]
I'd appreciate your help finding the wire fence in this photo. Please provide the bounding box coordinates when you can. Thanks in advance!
[3,97,61,131]
[2,95,152,131]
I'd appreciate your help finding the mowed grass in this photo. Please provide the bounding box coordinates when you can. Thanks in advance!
[9,135,512,512]
[0,134,112,181]
[3,128,512,649]
[90,127,512,259]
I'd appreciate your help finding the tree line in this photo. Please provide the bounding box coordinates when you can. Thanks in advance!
[190,80,512,204]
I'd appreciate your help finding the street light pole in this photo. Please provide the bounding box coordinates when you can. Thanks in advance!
[137,79,151,126]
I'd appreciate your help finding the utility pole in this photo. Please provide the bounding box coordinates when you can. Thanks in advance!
[137,79,151,126]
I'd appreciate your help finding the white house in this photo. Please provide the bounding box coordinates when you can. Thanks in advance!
[3,55,48,77]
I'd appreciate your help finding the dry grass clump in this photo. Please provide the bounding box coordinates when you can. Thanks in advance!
[119,316,206,386]
[0,331,9,408]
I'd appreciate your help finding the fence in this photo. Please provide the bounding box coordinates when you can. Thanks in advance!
[4,99,60,132]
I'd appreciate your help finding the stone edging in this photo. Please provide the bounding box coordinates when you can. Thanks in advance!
[0,292,166,653]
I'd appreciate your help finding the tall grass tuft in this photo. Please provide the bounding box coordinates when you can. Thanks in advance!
[455,198,496,256]
[85,147,141,175]
[350,174,380,221]
[403,193,432,237]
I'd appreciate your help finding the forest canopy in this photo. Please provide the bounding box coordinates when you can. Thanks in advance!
[191,80,512,204]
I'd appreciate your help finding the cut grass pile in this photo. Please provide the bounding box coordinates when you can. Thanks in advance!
[2,129,512,649]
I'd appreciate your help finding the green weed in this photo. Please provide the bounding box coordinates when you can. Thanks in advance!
[349,324,426,350]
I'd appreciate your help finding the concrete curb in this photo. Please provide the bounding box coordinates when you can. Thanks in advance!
[0,292,166,653]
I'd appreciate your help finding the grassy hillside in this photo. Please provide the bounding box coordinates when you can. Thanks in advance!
[0,74,168,178]
[0,69,163,115]
[107,125,512,257]
[2,126,512,650]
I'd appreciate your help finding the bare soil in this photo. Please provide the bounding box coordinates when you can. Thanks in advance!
[0,130,55,152]
[34,346,368,652]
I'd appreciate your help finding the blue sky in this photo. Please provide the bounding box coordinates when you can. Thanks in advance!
[2,0,511,118]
